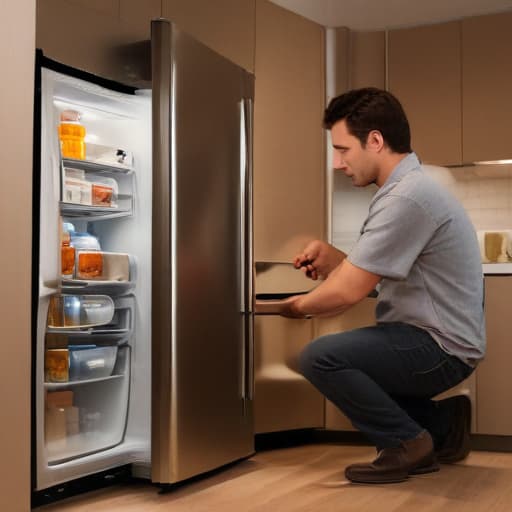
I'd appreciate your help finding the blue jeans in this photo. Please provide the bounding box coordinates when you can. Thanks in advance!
[299,322,474,449]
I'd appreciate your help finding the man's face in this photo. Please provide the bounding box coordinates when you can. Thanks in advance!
[330,120,377,187]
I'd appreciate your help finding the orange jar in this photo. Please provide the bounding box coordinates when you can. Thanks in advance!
[58,110,86,160]
[61,232,75,278]
[77,251,103,279]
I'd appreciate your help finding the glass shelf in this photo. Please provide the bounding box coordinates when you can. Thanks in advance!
[60,201,133,220]
[45,374,124,390]
[62,158,133,175]
[62,278,135,296]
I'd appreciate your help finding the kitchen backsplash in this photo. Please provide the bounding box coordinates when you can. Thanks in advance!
[332,163,512,252]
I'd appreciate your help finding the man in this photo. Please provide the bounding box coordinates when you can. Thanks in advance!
[277,88,485,484]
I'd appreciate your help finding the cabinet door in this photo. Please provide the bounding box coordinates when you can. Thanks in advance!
[388,22,462,166]
[462,12,512,163]
[336,29,385,93]
[162,0,255,72]
[476,276,512,435]
[254,0,325,261]
[314,298,376,431]
[254,316,324,434]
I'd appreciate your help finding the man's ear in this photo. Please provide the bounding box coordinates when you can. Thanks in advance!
[366,130,385,152]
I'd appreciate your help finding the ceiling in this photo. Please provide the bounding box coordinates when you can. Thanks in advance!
[269,0,512,30]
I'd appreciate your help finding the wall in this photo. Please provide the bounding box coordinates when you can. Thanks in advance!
[0,0,35,510]
[332,165,512,253]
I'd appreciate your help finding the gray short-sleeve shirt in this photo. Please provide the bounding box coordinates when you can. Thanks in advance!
[347,152,485,366]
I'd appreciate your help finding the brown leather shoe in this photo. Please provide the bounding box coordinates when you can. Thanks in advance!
[345,431,439,484]
[436,395,471,464]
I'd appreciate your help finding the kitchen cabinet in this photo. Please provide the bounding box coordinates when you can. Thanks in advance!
[314,298,376,431]
[335,28,385,94]
[37,0,159,84]
[462,12,512,163]
[476,276,512,435]
[162,0,256,72]
[0,1,34,510]
[388,22,462,166]
[254,0,325,262]
[254,316,324,434]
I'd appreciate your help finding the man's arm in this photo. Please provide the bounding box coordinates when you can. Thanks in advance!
[281,259,381,318]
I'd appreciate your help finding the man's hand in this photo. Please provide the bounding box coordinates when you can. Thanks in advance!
[279,295,308,319]
[254,295,308,318]
[293,240,347,280]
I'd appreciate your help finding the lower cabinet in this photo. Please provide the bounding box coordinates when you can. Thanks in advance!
[314,298,376,431]
[475,276,512,435]
[254,316,324,434]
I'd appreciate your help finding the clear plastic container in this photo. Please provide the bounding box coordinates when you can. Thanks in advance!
[47,295,115,329]
[69,346,118,381]
[58,110,86,160]
[70,232,101,252]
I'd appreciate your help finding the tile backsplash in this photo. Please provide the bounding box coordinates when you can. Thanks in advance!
[331,163,512,252]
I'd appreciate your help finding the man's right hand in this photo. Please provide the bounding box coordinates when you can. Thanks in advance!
[293,240,347,280]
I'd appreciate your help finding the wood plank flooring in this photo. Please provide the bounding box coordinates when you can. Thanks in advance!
[38,444,512,512]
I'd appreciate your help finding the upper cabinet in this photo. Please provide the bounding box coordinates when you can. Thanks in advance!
[162,0,256,72]
[388,22,462,166]
[253,0,325,261]
[462,12,512,163]
[336,28,386,93]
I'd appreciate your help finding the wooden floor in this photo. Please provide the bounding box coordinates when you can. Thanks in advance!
[38,443,512,511]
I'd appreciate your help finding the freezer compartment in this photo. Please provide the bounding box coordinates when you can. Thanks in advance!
[46,294,135,344]
[44,346,130,465]
[60,160,134,220]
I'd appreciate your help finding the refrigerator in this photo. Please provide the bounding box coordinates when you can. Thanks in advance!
[33,18,254,498]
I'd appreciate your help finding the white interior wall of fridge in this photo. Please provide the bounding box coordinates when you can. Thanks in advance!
[36,68,152,490]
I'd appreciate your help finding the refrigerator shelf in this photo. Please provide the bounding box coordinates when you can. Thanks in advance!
[46,326,129,336]
[62,279,135,295]
[62,158,134,175]
[60,201,133,220]
[46,295,135,342]
[44,374,124,390]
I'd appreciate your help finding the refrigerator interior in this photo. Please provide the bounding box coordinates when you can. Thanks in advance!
[35,66,152,490]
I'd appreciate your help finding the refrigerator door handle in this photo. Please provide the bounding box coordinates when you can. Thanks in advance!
[239,97,254,315]
[240,97,254,403]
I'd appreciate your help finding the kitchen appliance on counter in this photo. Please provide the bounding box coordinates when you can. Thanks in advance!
[33,19,254,502]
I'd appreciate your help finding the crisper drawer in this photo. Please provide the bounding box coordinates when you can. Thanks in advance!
[44,345,131,465]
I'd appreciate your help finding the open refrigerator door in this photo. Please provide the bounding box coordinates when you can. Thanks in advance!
[34,56,152,492]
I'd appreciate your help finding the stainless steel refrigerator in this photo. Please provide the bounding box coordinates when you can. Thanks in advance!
[33,18,254,497]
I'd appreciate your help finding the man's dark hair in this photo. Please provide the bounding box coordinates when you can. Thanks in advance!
[323,88,412,154]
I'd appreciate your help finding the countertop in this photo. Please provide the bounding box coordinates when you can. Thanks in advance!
[483,263,512,274]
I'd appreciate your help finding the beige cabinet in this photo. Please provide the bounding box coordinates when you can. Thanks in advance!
[254,0,325,262]
[314,298,376,431]
[335,28,385,94]
[37,0,160,84]
[388,22,462,166]
[254,316,324,434]
[462,12,512,163]
[476,276,512,435]
[162,0,256,72]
